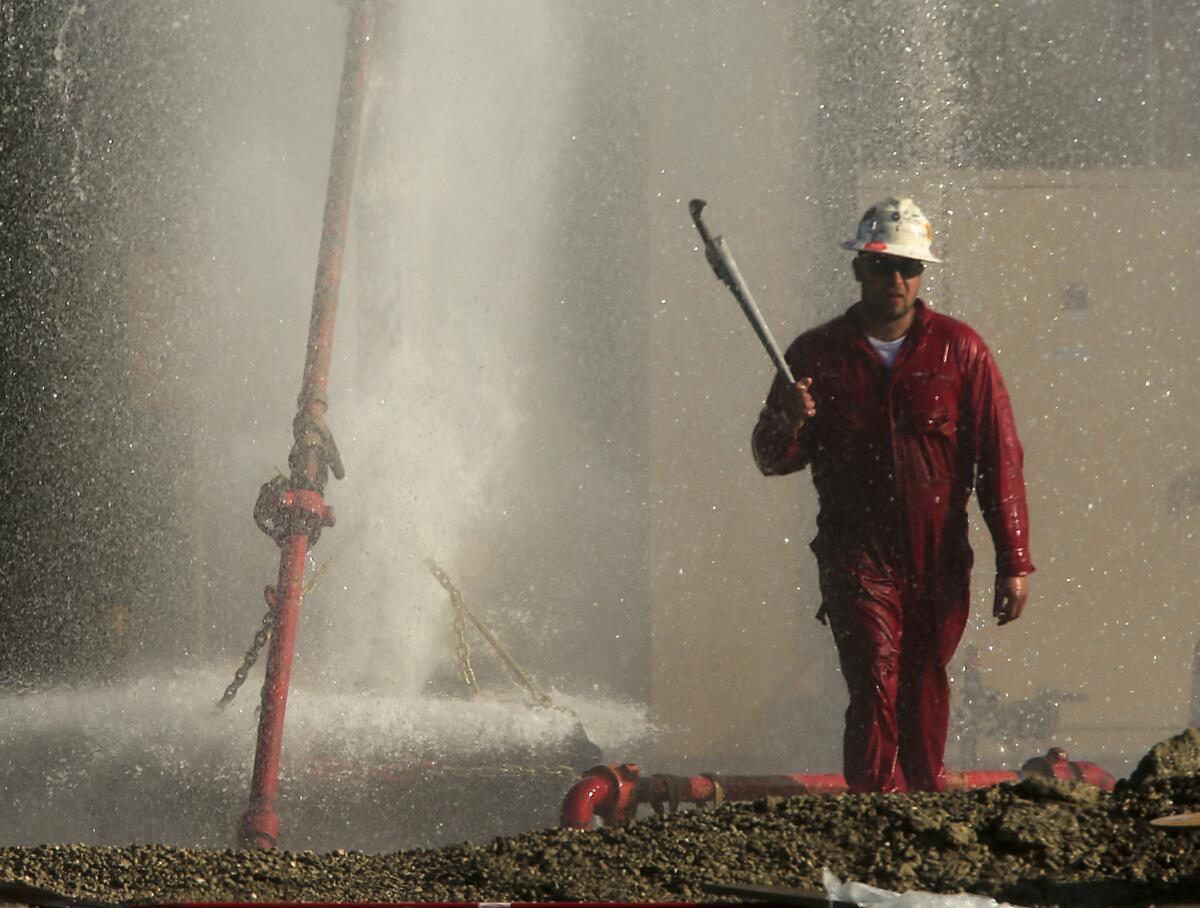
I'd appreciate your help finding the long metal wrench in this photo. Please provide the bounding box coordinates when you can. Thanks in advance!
[689,198,796,385]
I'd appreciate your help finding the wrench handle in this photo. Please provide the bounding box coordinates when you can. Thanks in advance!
[689,199,796,386]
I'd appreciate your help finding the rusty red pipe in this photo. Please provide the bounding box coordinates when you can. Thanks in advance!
[300,0,374,416]
[238,1,376,849]
[239,534,308,848]
[944,769,1020,789]
[561,750,1116,829]
[631,772,847,812]
[560,764,848,829]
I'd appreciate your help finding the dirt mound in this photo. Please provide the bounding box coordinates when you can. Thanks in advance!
[1123,727,1200,790]
[3,737,1200,905]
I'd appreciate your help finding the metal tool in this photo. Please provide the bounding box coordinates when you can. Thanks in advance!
[689,198,796,385]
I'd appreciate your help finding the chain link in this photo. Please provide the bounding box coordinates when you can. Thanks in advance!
[217,549,340,709]
[451,598,480,695]
[217,602,274,710]
[427,560,556,710]
[431,560,480,694]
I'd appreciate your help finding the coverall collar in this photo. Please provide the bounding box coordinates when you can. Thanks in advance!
[845,298,929,367]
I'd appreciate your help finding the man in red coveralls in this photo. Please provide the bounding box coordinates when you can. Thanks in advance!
[751,196,1034,793]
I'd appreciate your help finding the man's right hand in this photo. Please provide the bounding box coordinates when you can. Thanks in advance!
[780,377,816,428]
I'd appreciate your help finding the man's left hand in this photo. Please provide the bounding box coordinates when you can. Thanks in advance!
[993,576,1029,626]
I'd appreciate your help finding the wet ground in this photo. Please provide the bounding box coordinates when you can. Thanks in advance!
[2,731,1200,905]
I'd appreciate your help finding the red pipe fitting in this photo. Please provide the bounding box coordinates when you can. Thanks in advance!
[1020,747,1116,791]
[282,488,335,529]
[560,764,641,828]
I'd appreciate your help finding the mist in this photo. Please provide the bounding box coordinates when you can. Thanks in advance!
[2,0,1199,849]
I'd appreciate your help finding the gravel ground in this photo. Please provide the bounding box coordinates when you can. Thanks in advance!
[3,733,1200,906]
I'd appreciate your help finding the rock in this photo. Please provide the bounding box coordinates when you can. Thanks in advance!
[987,802,1079,852]
[1013,774,1100,805]
[939,822,977,847]
[1126,728,1200,790]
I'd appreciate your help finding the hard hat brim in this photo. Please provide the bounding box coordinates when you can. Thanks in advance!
[842,239,942,264]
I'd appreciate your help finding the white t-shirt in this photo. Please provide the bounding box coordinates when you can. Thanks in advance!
[867,334,906,369]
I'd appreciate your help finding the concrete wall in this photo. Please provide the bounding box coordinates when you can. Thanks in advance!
[858,169,1200,772]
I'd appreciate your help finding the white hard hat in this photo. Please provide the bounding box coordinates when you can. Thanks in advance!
[841,196,942,263]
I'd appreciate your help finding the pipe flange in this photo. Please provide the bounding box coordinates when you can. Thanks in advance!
[701,773,725,808]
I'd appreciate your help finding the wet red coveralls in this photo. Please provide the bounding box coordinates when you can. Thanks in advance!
[752,300,1033,792]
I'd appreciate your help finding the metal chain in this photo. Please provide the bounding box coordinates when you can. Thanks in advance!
[452,599,480,695]
[217,603,274,710]
[427,560,556,710]
[216,549,340,710]
[429,560,480,693]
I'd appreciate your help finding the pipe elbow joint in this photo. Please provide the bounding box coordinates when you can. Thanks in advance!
[560,763,641,829]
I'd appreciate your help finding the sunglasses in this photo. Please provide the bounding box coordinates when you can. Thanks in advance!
[861,254,925,279]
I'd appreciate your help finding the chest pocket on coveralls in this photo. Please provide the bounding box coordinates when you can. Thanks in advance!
[896,370,958,481]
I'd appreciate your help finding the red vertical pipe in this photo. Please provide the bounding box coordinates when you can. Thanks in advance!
[239,535,308,847]
[300,0,376,423]
[238,1,376,849]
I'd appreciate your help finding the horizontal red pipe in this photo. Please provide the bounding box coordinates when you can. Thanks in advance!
[560,765,851,829]
[635,773,847,807]
[945,769,1019,788]
[561,751,1115,829]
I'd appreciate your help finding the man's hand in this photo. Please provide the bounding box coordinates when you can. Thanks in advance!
[780,377,816,428]
[993,575,1029,626]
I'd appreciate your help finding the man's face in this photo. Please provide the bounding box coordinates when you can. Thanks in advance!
[853,252,924,323]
